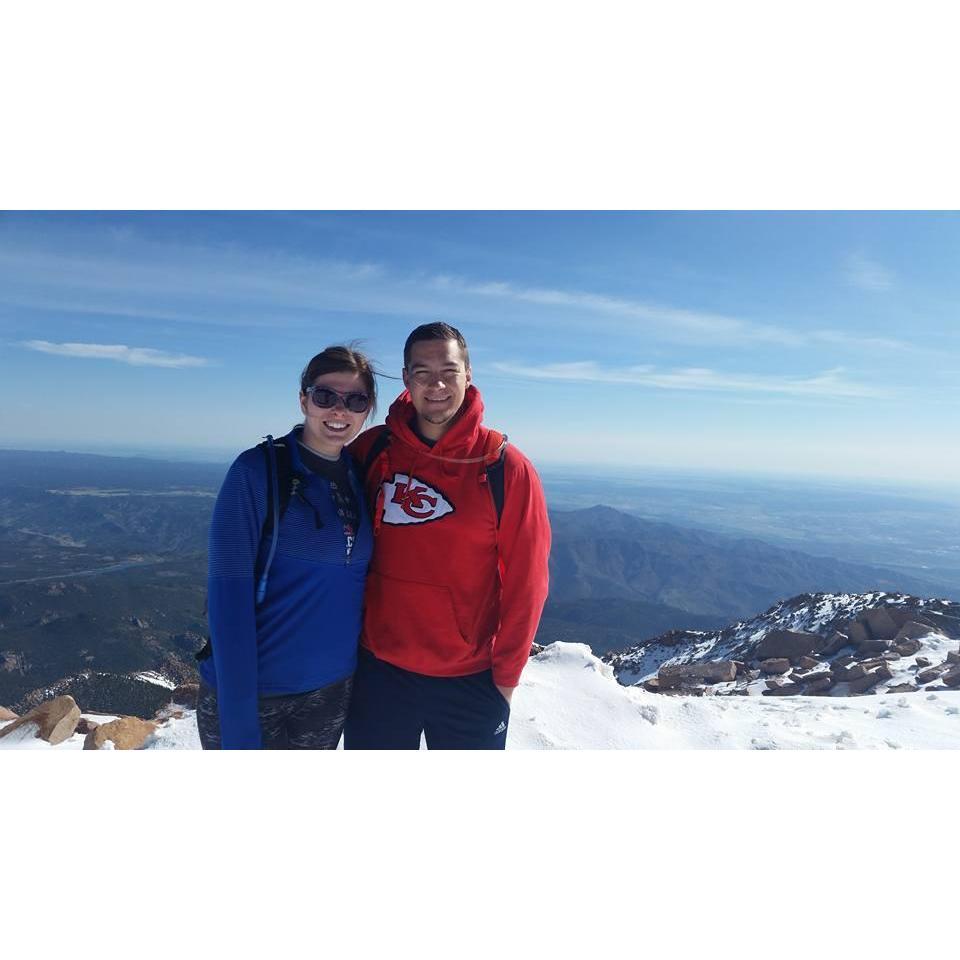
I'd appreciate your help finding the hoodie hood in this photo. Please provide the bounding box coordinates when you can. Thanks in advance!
[384,384,485,457]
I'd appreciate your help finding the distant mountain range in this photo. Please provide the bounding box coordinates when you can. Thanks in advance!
[2,450,956,711]
[542,506,956,653]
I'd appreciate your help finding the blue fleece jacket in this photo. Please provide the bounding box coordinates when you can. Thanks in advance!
[199,427,372,748]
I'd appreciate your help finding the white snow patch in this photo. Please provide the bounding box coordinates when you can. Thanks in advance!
[134,672,176,689]
[4,642,959,750]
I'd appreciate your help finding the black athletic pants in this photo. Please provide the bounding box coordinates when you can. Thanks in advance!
[343,649,511,750]
[196,676,353,750]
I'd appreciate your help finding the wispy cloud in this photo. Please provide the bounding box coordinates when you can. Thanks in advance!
[433,275,805,347]
[811,329,911,351]
[0,224,811,349]
[490,361,885,399]
[844,252,894,292]
[20,340,209,368]
[0,223,923,359]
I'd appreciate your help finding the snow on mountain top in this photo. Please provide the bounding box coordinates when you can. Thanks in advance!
[3,642,958,750]
[134,671,177,689]
[511,642,959,749]
[608,590,960,687]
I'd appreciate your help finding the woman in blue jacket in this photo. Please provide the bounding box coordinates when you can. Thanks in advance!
[196,345,376,749]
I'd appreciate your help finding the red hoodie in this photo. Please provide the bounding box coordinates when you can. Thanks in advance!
[349,385,551,687]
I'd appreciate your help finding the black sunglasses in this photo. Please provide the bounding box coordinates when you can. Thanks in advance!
[304,385,371,414]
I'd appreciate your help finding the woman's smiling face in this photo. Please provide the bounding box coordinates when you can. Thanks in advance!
[299,370,370,456]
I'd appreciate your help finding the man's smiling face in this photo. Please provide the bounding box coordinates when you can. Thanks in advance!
[402,338,471,440]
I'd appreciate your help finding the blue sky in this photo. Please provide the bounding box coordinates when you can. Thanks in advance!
[1,211,958,487]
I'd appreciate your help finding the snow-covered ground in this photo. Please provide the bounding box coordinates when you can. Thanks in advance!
[3,642,958,749]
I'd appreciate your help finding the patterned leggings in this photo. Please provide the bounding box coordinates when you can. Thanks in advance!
[196,676,353,750]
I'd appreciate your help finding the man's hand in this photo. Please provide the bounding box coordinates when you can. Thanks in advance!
[496,684,515,705]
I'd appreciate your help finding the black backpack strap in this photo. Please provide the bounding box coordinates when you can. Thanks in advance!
[260,436,298,534]
[485,445,507,528]
[360,427,392,480]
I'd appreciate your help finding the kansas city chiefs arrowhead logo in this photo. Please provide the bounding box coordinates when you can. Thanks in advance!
[382,473,455,525]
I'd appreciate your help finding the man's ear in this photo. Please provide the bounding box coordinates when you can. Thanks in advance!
[465,365,472,384]
[299,392,308,416]
[401,368,410,390]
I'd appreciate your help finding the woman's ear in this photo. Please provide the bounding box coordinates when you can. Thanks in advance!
[299,392,308,416]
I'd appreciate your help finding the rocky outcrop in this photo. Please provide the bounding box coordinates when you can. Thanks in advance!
[609,593,960,700]
[0,695,80,745]
[756,630,819,660]
[0,706,17,721]
[83,716,157,750]
[75,717,100,736]
[658,660,737,690]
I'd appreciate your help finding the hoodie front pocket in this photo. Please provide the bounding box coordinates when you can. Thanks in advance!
[363,570,471,663]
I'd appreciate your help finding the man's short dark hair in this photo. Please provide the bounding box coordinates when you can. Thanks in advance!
[403,322,470,368]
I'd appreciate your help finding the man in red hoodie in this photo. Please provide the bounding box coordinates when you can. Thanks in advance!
[344,322,551,749]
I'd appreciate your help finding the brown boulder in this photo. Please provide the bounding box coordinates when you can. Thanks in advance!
[848,668,889,694]
[760,657,791,674]
[804,675,836,695]
[762,682,803,696]
[0,706,17,721]
[756,630,819,660]
[863,608,899,642]
[819,632,850,656]
[83,716,157,750]
[75,717,100,736]
[884,683,918,693]
[915,657,931,668]
[917,666,946,684]
[857,637,892,654]
[0,695,80,745]
[839,663,867,682]
[798,655,821,669]
[834,655,856,668]
[170,683,200,707]
[942,669,960,688]
[947,650,960,665]
[657,660,737,690]
[642,678,660,693]
[894,639,922,656]
[885,608,915,628]
[846,620,870,647]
